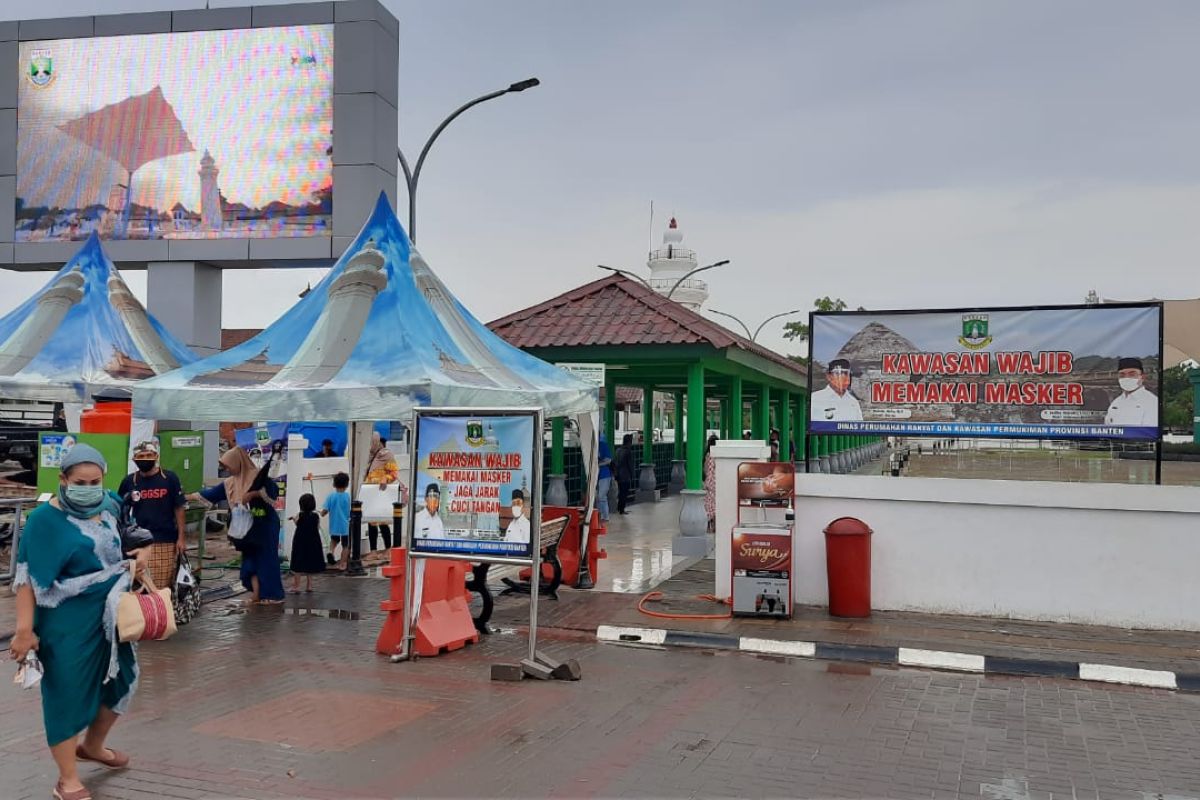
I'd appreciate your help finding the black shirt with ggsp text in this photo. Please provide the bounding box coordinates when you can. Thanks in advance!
[117,469,186,543]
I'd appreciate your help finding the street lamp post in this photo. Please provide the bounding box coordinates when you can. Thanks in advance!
[596,260,730,301]
[708,308,803,342]
[398,78,540,244]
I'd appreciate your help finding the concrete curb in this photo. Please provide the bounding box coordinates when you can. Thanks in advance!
[596,625,1198,692]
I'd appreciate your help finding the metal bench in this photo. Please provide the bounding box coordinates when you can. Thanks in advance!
[499,515,569,601]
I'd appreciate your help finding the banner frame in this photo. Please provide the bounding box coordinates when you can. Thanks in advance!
[401,406,545,664]
[805,301,1165,451]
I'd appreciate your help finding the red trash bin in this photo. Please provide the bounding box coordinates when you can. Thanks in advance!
[823,517,873,617]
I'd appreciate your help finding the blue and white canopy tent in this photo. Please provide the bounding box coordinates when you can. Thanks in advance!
[133,194,597,421]
[133,193,601,580]
[0,233,196,403]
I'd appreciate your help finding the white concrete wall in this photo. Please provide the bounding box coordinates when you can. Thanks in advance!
[791,474,1200,631]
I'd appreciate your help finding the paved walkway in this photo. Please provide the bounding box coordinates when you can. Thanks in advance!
[498,559,1200,678]
[590,492,700,593]
[3,574,1200,799]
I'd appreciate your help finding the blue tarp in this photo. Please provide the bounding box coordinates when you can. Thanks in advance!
[134,193,597,422]
[0,233,196,402]
[235,420,394,457]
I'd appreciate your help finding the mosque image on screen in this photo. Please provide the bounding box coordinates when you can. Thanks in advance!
[15,25,334,243]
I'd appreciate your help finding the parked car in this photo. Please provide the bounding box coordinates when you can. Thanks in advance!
[0,400,61,480]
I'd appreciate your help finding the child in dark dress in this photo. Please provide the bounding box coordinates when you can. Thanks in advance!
[289,493,325,593]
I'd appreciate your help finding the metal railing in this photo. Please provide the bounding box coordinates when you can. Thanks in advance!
[0,497,36,582]
[648,246,696,262]
[647,277,707,292]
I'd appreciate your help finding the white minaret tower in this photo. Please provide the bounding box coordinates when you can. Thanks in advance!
[646,217,708,309]
[268,238,388,387]
[0,270,86,375]
[107,272,179,374]
[199,150,222,232]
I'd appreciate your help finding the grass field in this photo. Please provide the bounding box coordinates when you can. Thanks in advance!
[892,446,1200,486]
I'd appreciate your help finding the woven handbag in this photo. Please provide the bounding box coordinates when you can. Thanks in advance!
[117,562,177,642]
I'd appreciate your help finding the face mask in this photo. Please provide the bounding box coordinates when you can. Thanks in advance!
[829,374,851,393]
[1119,377,1141,393]
[511,505,523,518]
[65,484,106,507]
[426,499,439,513]
[134,459,157,473]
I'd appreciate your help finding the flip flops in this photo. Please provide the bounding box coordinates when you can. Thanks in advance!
[53,781,92,800]
[75,745,129,770]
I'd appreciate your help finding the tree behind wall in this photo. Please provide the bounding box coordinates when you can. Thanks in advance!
[784,297,865,367]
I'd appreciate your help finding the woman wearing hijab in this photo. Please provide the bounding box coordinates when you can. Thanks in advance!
[363,432,404,551]
[703,434,719,532]
[9,444,151,800]
[188,447,284,605]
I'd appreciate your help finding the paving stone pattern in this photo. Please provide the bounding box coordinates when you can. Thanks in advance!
[552,559,1200,677]
[2,575,1200,799]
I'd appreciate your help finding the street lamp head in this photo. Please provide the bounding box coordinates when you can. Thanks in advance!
[508,78,541,92]
[710,260,730,268]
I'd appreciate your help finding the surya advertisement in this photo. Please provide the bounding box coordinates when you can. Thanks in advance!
[410,410,540,562]
[808,304,1163,441]
[17,25,333,242]
[731,525,792,618]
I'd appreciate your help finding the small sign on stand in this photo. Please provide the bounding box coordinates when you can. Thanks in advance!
[398,407,579,682]
[731,462,795,619]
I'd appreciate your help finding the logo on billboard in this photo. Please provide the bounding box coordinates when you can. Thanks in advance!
[465,419,486,447]
[28,49,54,88]
[957,313,992,350]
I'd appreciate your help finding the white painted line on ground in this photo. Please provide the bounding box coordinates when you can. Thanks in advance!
[1079,663,1177,689]
[596,625,667,645]
[739,637,816,658]
[899,648,986,673]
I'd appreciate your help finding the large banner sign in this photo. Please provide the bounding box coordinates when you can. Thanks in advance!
[808,304,1162,441]
[410,411,539,561]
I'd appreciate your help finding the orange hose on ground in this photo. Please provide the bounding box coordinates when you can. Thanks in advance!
[637,590,732,620]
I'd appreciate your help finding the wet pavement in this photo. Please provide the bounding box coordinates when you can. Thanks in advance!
[592,494,701,593]
[3,574,1200,799]
[580,560,1200,677]
[5,492,1200,797]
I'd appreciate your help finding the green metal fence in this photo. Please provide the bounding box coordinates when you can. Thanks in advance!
[540,441,687,506]
[653,442,678,489]
[542,446,585,506]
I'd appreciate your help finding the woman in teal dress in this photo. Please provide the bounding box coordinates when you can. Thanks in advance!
[9,444,150,800]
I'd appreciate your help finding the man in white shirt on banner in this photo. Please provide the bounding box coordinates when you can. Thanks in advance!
[504,488,530,545]
[810,358,864,422]
[414,482,446,539]
[1105,357,1158,427]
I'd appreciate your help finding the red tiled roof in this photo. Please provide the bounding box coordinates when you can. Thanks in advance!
[488,274,804,376]
[221,328,261,350]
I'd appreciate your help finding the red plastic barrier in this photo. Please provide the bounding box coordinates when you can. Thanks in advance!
[586,509,608,582]
[375,548,407,655]
[412,559,479,657]
[519,506,607,586]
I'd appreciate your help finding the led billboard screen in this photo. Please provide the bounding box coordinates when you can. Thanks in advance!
[16,25,333,243]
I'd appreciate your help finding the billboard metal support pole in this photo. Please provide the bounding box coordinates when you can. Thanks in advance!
[1156,301,1165,486]
[528,409,544,664]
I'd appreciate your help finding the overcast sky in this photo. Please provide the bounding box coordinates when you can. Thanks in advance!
[3,0,1198,359]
